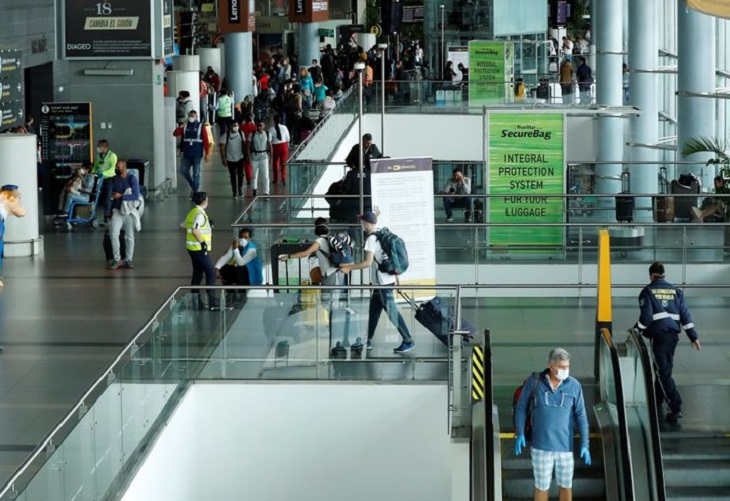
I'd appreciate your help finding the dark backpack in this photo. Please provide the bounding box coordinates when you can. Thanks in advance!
[512,372,542,441]
[325,232,354,266]
[374,228,409,275]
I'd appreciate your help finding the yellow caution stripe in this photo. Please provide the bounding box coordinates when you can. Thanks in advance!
[472,346,485,402]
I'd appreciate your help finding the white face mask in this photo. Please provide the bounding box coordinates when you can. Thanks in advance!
[232,126,239,133]
[97,147,103,154]
[239,238,249,248]
[189,116,197,123]
[555,368,569,381]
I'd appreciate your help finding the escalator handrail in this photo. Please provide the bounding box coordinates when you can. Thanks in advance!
[483,329,496,501]
[599,328,635,501]
[626,330,667,501]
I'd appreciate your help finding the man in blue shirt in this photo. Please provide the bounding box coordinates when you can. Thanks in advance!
[633,262,701,422]
[108,160,141,270]
[514,348,590,501]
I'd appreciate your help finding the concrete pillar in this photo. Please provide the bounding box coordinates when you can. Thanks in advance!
[164,96,178,190]
[0,135,42,257]
[629,0,659,221]
[296,23,320,71]
[224,32,253,101]
[167,70,200,115]
[677,5,715,186]
[174,54,200,72]
[198,47,222,75]
[594,0,625,216]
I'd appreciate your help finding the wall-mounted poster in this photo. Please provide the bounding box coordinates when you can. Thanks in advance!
[64,0,153,58]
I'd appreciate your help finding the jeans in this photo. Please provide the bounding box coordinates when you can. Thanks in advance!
[64,193,90,215]
[181,156,202,193]
[443,196,474,219]
[367,288,412,343]
[188,249,219,306]
[251,155,269,195]
[652,333,682,413]
[109,211,135,262]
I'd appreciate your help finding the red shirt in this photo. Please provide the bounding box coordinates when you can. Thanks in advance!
[242,121,256,140]
[259,74,270,91]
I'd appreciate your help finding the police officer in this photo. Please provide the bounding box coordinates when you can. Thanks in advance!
[184,192,219,309]
[632,262,701,422]
[92,139,118,222]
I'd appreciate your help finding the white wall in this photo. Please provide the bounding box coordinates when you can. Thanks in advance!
[121,383,464,501]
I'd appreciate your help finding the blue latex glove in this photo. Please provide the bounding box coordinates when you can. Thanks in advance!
[580,447,592,466]
[514,434,526,455]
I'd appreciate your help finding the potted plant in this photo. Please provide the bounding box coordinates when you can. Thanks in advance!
[681,136,730,179]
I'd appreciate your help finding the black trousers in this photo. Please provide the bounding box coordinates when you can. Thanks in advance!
[226,159,245,196]
[219,264,249,285]
[188,249,218,306]
[100,177,114,220]
[652,333,682,413]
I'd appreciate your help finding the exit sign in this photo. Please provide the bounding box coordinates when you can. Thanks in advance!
[318,28,334,37]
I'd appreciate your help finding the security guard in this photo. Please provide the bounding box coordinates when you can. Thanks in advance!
[633,262,701,422]
[92,139,118,221]
[184,192,219,309]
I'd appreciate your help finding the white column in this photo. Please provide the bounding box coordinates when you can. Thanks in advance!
[0,135,42,256]
[167,70,200,115]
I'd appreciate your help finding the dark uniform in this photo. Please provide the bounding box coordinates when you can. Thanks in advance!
[634,270,698,418]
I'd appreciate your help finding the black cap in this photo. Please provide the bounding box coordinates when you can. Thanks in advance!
[193,191,208,205]
[649,262,665,277]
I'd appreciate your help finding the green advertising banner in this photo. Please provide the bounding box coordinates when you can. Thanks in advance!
[487,112,565,253]
[468,40,513,105]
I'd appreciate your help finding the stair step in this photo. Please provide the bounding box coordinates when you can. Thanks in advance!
[666,485,730,501]
[664,459,730,487]
[502,469,605,499]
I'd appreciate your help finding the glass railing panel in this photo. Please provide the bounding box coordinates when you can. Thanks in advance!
[19,451,64,501]
[56,404,96,500]
[91,384,124,497]
[191,285,458,382]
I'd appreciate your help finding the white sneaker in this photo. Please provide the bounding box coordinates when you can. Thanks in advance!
[445,217,454,222]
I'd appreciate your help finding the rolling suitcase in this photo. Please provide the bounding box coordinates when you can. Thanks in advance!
[606,225,645,251]
[270,238,313,291]
[403,294,475,346]
[653,166,675,223]
[671,173,700,220]
[616,171,634,223]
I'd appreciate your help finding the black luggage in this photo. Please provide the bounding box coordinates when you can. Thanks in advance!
[671,173,700,219]
[404,295,476,346]
[103,230,126,262]
[616,171,634,223]
[270,238,313,291]
[653,166,675,223]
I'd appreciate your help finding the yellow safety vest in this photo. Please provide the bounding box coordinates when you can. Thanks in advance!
[185,206,212,251]
[93,150,118,179]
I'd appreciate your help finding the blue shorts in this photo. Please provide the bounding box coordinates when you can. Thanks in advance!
[531,447,574,491]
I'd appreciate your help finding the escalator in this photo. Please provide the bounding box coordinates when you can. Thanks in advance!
[476,330,633,501]
[627,330,730,500]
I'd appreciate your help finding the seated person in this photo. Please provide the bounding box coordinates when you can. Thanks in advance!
[443,167,474,222]
[214,227,264,288]
[691,175,729,222]
[57,164,94,218]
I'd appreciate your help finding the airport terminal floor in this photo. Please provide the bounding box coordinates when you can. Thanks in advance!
[1,149,730,489]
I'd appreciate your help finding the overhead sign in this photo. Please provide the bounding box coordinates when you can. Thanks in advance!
[219,0,256,33]
[0,100,24,130]
[1,78,23,102]
[686,0,730,19]
[487,112,565,254]
[289,0,329,23]
[369,25,381,37]
[162,0,174,56]
[0,50,22,79]
[64,0,153,58]
[319,28,335,37]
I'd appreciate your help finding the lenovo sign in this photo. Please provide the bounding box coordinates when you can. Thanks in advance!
[295,0,305,15]
[229,0,241,23]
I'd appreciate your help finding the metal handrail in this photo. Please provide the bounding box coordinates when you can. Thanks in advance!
[626,330,667,501]
[599,328,636,501]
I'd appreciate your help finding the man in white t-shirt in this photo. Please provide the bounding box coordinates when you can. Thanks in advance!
[340,211,414,354]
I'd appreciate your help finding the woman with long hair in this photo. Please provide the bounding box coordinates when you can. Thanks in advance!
[269,114,291,185]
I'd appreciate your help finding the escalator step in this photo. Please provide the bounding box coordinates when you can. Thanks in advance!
[502,469,605,499]
[664,459,730,487]
[665,486,730,500]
